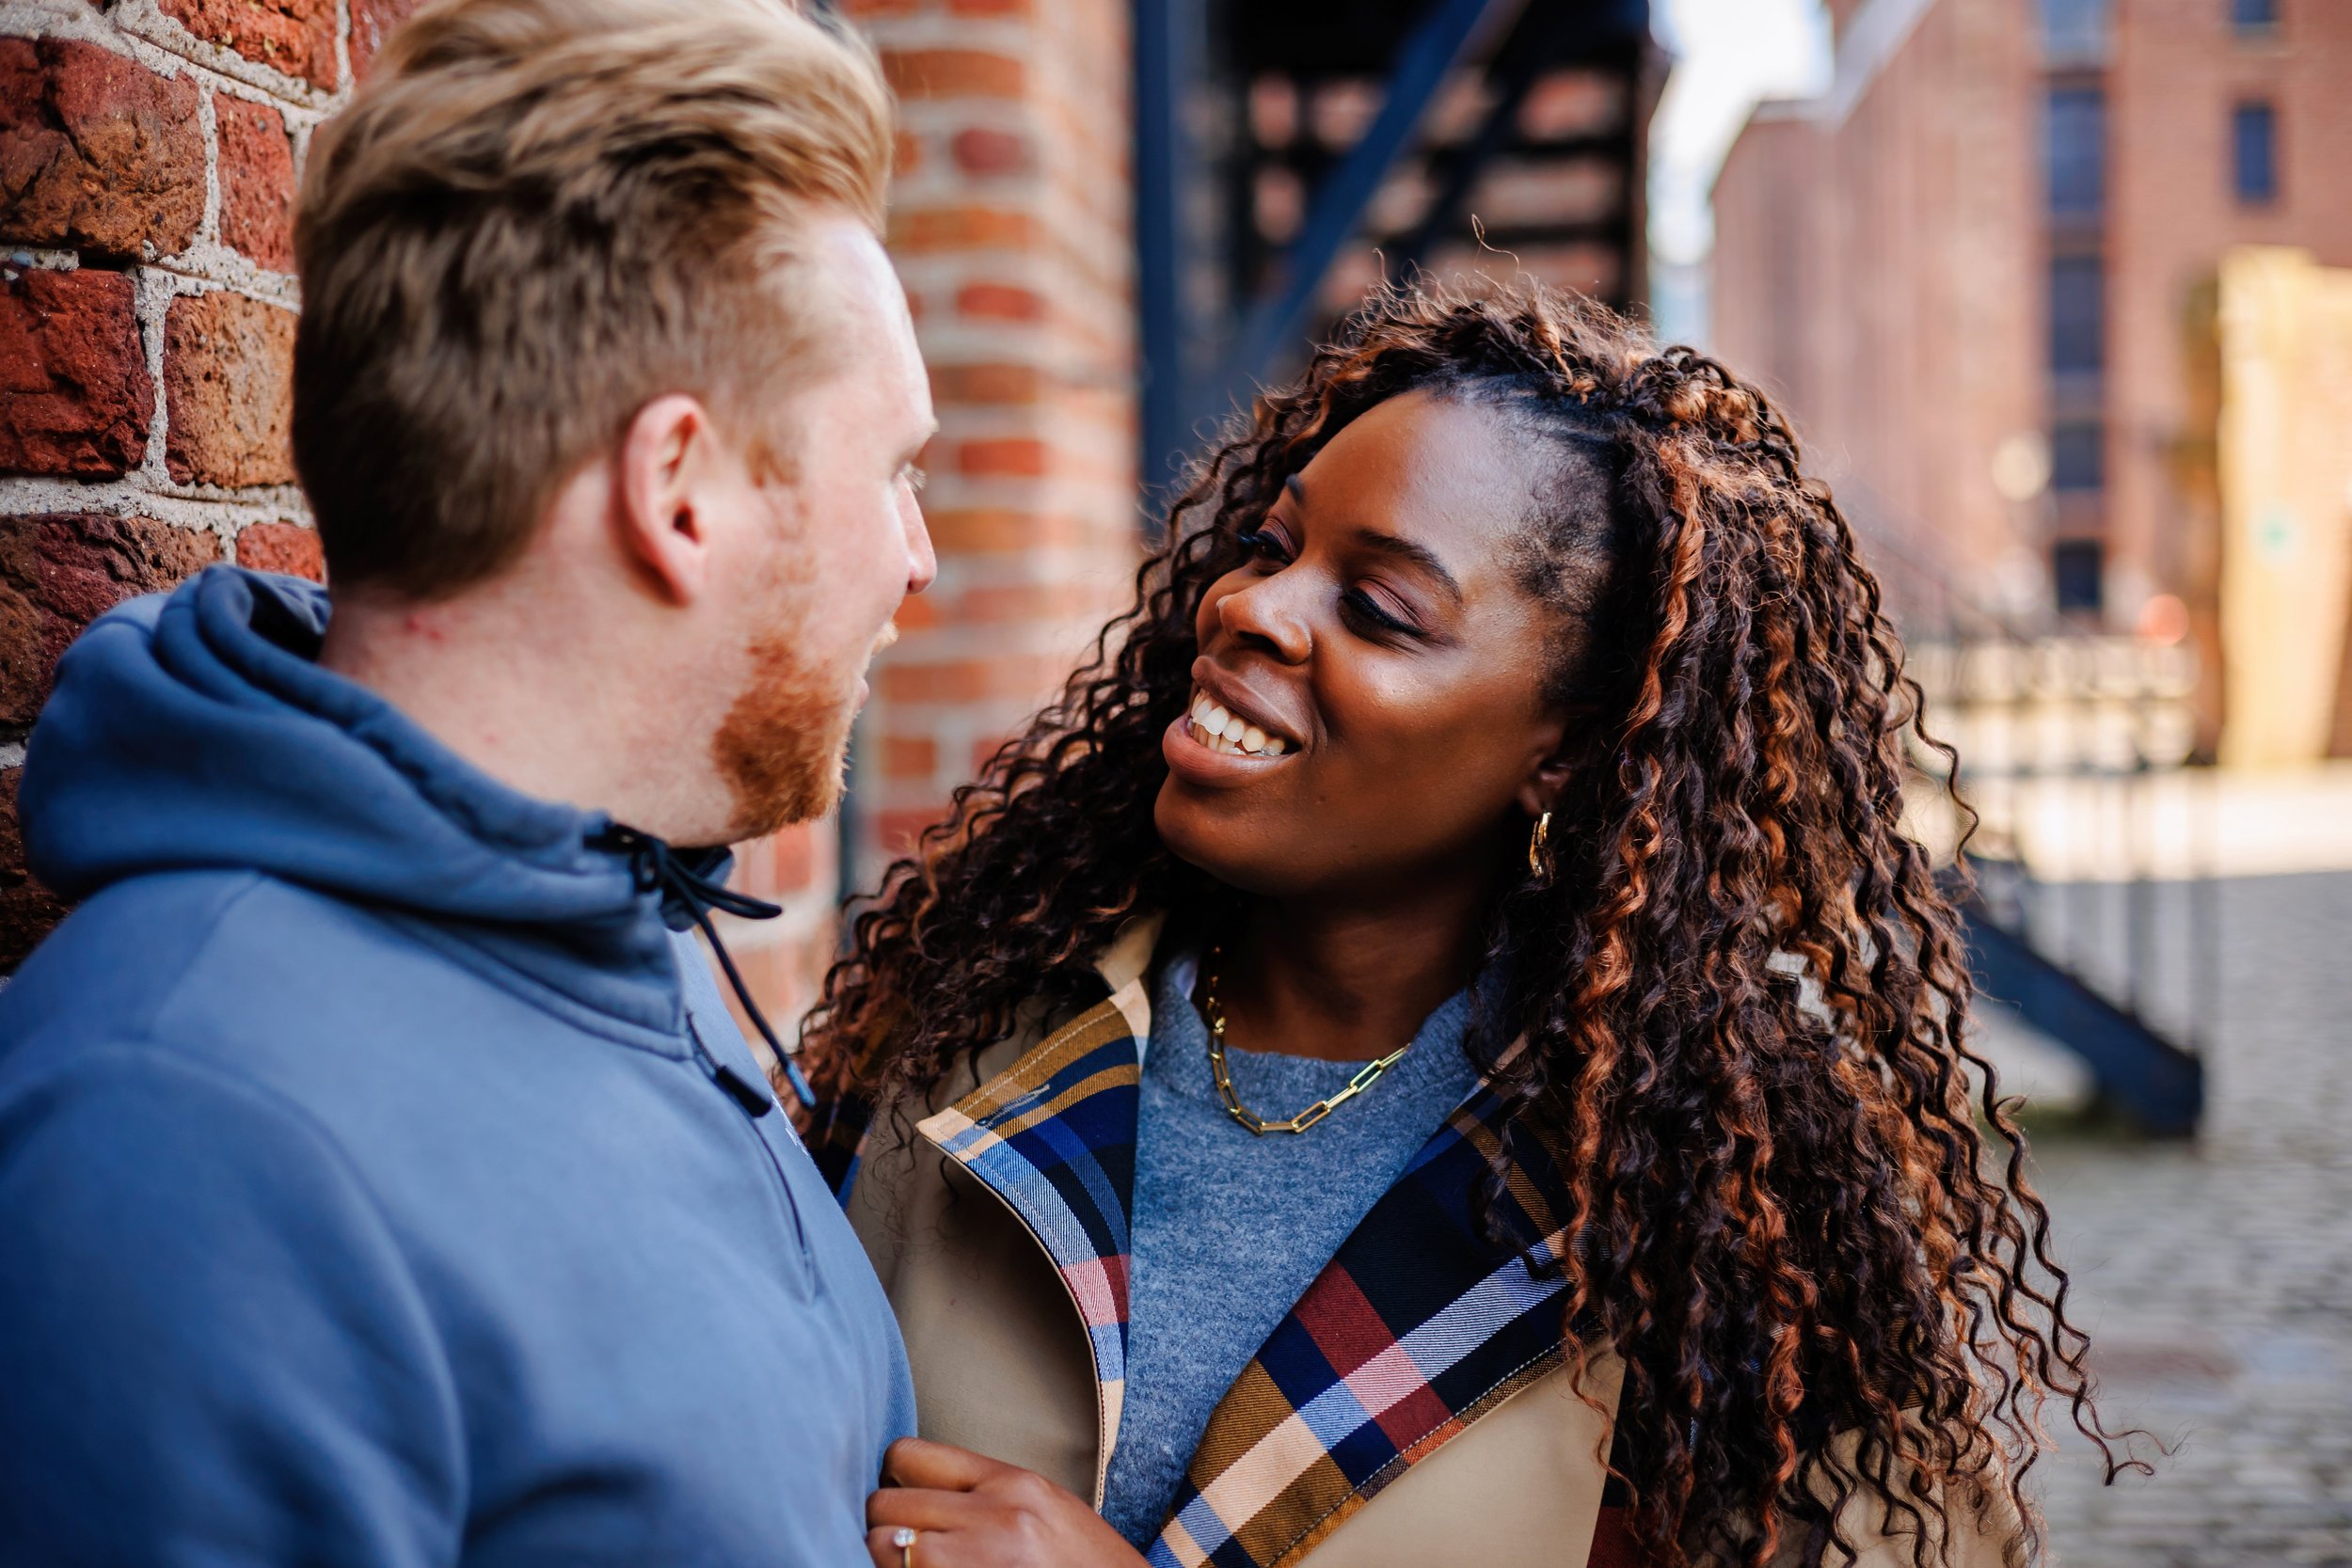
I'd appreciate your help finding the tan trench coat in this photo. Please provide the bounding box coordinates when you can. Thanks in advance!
[842,918,2021,1567]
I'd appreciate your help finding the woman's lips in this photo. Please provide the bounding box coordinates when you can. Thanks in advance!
[1162,706,1296,783]
[1183,685,1290,757]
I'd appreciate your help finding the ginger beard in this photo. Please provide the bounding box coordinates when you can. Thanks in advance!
[710,625,856,841]
[708,490,898,840]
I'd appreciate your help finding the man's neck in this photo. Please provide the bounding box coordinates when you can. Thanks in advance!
[318,590,724,843]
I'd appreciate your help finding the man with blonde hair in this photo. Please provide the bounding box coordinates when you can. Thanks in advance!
[0,0,935,1560]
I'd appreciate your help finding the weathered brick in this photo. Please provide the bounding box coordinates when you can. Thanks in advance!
[769,823,818,893]
[0,39,205,261]
[730,822,819,900]
[880,734,938,780]
[349,0,429,82]
[0,269,153,478]
[956,281,1047,322]
[0,765,69,970]
[951,126,1034,178]
[869,807,946,859]
[888,590,941,632]
[958,436,1050,478]
[877,652,1070,704]
[233,520,322,580]
[0,513,220,726]
[891,206,1039,253]
[930,362,1041,404]
[161,0,339,91]
[958,581,1099,622]
[163,291,295,487]
[214,93,295,273]
[923,506,1089,553]
[882,48,1026,100]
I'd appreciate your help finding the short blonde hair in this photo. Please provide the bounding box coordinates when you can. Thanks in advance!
[292,0,893,596]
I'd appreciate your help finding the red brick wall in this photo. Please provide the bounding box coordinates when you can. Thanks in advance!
[0,4,362,969]
[843,0,1141,878]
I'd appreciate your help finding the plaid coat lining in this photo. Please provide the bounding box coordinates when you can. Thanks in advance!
[914,1000,1145,1481]
[867,979,1618,1568]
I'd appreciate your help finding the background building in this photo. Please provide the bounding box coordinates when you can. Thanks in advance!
[1711,0,2352,753]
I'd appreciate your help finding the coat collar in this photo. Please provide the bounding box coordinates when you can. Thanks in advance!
[912,915,1600,1564]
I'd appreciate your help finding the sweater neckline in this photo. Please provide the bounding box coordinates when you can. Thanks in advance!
[1143,945,1480,1103]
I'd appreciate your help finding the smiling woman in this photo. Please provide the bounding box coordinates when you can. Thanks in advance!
[803,278,2141,1568]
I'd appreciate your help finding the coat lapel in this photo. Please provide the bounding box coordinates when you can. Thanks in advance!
[911,916,1162,1497]
[1148,1079,1595,1568]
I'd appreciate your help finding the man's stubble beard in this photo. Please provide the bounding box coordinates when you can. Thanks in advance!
[710,626,855,843]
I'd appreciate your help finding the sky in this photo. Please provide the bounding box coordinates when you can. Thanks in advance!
[1646,0,1831,336]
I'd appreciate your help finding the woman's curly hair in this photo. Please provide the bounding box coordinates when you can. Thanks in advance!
[803,278,2141,1567]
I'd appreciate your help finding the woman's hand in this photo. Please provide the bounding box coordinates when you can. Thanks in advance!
[865,1436,1150,1568]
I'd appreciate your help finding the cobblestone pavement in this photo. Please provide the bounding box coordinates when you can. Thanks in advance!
[2017,870,2352,1566]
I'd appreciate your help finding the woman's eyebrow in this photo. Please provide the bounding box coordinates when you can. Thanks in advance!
[1353,529,1464,604]
[1287,471,1463,603]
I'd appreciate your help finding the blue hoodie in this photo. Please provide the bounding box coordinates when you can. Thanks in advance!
[0,567,914,1566]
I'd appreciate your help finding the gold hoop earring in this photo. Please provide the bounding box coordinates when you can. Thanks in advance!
[1527,811,1554,883]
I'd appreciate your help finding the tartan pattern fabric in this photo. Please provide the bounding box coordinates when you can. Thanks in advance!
[1144,1082,1583,1568]
[914,997,1145,1474]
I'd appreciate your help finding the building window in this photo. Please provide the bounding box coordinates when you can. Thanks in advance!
[2233,102,2278,202]
[2041,0,2109,58]
[2232,0,2278,34]
[2053,540,2105,612]
[2049,255,2105,373]
[2047,87,2106,215]
[2052,421,2105,492]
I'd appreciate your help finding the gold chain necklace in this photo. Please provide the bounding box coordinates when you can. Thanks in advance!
[1200,946,1412,1135]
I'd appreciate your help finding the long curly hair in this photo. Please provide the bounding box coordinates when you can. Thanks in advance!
[803,278,2140,1567]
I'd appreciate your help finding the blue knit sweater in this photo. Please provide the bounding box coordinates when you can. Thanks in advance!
[1099,948,1482,1546]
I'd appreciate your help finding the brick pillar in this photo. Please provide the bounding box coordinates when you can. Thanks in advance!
[846,0,1142,889]
[0,5,342,971]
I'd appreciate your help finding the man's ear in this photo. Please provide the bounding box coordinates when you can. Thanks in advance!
[615,394,722,605]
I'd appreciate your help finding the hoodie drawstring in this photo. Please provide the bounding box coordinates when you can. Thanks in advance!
[591,824,817,1110]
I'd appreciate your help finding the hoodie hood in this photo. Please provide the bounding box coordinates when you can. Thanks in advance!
[22,566,685,1030]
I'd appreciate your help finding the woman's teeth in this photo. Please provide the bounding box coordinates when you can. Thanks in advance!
[1188,689,1288,757]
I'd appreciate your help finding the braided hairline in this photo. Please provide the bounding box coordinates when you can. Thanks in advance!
[803,277,2141,1566]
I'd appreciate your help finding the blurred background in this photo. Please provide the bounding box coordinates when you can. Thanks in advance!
[2,0,2347,1557]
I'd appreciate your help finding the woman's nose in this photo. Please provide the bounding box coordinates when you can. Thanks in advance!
[1216,572,1311,663]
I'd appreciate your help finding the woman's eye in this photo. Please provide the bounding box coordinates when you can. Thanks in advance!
[1234,527,1290,564]
[1341,588,1416,637]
